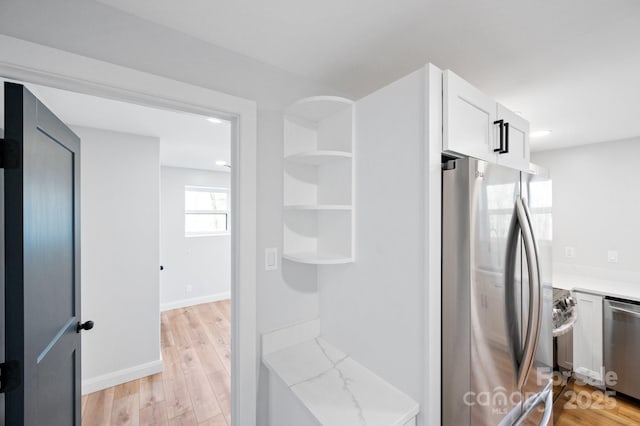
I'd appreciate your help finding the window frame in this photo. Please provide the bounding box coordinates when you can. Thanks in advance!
[184,185,230,237]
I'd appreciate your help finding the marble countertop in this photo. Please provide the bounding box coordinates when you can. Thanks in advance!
[263,337,419,426]
[553,271,640,302]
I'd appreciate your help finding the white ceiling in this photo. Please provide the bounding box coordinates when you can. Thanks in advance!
[93,0,640,151]
[14,82,231,172]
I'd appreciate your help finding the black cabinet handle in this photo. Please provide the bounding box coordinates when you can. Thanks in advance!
[77,321,94,333]
[493,120,510,154]
[502,122,510,154]
[493,120,504,153]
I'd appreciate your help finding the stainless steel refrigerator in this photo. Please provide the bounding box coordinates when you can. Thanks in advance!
[442,157,554,425]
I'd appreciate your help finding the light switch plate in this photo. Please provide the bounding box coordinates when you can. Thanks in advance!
[265,248,278,271]
[565,247,575,258]
[607,250,619,263]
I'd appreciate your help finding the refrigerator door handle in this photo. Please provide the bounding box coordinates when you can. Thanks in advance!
[514,385,553,426]
[505,197,543,390]
[521,199,544,386]
[505,206,523,380]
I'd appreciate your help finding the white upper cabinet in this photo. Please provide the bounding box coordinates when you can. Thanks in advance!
[443,70,498,163]
[495,104,530,171]
[443,70,531,171]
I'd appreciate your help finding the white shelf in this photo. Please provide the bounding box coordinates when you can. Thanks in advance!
[282,252,354,265]
[284,204,352,211]
[285,150,352,165]
[283,95,354,265]
[285,96,353,122]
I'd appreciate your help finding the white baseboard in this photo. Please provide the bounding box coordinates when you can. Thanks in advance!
[82,359,163,395]
[160,291,231,312]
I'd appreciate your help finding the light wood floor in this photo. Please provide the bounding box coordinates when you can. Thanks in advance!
[554,379,640,425]
[81,302,640,426]
[82,300,232,426]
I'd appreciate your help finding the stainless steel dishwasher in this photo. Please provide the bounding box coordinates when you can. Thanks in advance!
[604,298,640,399]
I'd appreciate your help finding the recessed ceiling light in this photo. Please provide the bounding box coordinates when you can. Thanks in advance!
[530,130,552,138]
[207,117,223,124]
[215,160,227,166]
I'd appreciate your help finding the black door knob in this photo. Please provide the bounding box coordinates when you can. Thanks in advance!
[76,321,94,333]
[160,265,164,271]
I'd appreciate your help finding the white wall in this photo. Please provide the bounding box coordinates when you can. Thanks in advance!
[319,69,428,419]
[256,111,321,423]
[0,2,339,420]
[532,138,640,282]
[160,166,231,310]
[78,126,162,393]
[0,0,329,332]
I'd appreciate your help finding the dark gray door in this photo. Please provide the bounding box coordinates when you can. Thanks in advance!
[3,82,83,425]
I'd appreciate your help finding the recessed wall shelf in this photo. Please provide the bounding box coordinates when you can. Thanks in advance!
[283,96,355,265]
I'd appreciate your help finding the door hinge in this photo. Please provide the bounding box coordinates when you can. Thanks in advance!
[0,138,19,169]
[0,360,21,394]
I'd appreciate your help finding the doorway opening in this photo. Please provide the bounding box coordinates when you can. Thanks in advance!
[1,79,235,424]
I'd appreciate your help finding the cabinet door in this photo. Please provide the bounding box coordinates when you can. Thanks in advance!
[443,70,498,162]
[572,292,603,383]
[496,104,530,171]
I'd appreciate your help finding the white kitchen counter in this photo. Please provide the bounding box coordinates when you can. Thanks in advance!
[262,321,419,426]
[553,270,640,302]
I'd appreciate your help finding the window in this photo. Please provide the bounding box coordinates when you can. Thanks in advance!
[185,186,229,236]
